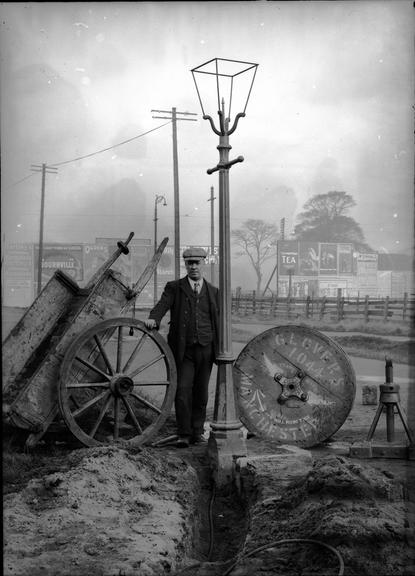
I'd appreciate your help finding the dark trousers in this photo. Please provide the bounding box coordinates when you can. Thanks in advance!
[175,342,214,437]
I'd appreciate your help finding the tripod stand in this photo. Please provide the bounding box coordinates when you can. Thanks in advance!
[350,358,414,459]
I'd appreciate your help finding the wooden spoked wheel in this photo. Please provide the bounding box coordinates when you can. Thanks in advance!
[58,317,177,447]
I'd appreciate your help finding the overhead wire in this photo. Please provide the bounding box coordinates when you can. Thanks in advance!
[2,172,37,192]
[49,121,172,167]
[2,120,172,189]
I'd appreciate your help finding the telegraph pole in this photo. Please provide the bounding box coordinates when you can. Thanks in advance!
[151,108,197,279]
[277,217,285,296]
[30,163,58,295]
[261,216,285,297]
[207,186,216,284]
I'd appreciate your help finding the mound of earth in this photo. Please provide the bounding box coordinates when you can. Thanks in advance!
[3,446,200,576]
[235,454,413,576]
[3,444,415,576]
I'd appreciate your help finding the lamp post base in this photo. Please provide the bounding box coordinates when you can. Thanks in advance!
[208,360,247,487]
[208,427,247,487]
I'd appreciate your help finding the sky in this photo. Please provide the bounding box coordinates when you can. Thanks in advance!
[1,1,414,272]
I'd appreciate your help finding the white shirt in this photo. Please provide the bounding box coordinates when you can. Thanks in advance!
[188,277,203,294]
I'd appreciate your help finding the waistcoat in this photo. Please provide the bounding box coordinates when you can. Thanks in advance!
[186,282,213,345]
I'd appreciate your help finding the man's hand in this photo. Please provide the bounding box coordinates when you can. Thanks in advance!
[144,318,158,330]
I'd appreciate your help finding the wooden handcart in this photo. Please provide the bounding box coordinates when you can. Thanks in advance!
[2,233,177,449]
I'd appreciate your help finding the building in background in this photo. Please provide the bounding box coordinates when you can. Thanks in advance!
[2,240,219,308]
[377,253,413,298]
[277,241,413,298]
[2,239,412,308]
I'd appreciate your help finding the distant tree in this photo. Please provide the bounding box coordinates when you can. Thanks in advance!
[232,219,278,293]
[293,191,372,251]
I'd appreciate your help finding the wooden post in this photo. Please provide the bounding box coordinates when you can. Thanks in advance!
[305,295,311,319]
[252,290,256,315]
[336,288,342,322]
[235,286,241,314]
[271,293,277,317]
[364,295,369,323]
[319,296,327,320]
[403,292,408,321]
[384,295,390,322]
[151,107,197,279]
[287,286,291,319]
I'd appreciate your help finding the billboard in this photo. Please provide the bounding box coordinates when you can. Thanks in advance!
[338,244,353,274]
[357,253,378,295]
[319,243,337,275]
[34,243,83,291]
[3,243,34,306]
[278,240,299,275]
[298,242,319,276]
[82,244,110,286]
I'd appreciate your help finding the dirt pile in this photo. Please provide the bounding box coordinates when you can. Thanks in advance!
[3,446,200,576]
[237,454,413,576]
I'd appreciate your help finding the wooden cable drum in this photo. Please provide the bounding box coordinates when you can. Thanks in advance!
[233,325,356,448]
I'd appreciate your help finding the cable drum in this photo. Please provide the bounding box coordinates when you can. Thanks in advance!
[233,325,356,448]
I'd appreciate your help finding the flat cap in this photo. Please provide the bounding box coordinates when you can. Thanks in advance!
[182,247,207,260]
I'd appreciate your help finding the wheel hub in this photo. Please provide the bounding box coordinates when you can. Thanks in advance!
[110,374,134,396]
[274,371,308,404]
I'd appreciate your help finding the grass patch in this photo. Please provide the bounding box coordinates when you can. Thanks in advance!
[232,315,412,337]
[231,323,414,365]
[331,335,414,365]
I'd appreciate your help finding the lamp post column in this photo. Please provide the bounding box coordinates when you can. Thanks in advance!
[209,126,247,487]
[153,199,159,305]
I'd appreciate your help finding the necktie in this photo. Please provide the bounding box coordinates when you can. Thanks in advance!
[194,282,199,295]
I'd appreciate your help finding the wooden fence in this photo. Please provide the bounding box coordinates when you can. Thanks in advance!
[232,290,415,324]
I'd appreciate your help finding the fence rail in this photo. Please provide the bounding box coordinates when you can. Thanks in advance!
[232,290,415,323]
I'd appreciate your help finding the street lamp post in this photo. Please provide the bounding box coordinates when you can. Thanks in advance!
[191,58,258,486]
[153,194,167,304]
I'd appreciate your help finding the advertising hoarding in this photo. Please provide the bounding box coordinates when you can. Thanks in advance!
[357,253,378,295]
[3,243,34,306]
[319,243,338,275]
[278,240,299,275]
[82,244,110,286]
[338,244,353,274]
[34,243,83,291]
[298,242,319,276]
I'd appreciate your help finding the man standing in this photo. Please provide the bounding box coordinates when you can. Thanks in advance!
[145,247,219,448]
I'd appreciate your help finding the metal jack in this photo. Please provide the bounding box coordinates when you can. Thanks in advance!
[350,358,414,459]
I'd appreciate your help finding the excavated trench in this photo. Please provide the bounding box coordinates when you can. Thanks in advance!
[3,422,414,576]
[170,439,414,576]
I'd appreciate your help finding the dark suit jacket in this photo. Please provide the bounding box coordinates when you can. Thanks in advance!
[149,277,219,364]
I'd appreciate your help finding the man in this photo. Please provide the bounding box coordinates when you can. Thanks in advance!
[145,247,219,448]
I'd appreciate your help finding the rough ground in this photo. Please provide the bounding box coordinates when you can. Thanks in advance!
[3,313,415,575]
[3,445,201,576]
[3,421,415,576]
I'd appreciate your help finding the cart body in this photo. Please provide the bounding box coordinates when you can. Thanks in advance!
[2,235,170,445]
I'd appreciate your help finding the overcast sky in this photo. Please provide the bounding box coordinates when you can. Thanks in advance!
[1,1,413,257]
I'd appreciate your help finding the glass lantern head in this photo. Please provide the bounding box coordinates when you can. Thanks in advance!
[191,58,258,134]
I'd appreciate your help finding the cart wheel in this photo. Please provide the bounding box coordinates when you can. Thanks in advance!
[58,317,177,447]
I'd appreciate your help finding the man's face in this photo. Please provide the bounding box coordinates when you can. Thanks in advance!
[185,259,204,281]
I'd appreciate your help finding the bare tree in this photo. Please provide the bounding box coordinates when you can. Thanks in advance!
[232,219,278,293]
